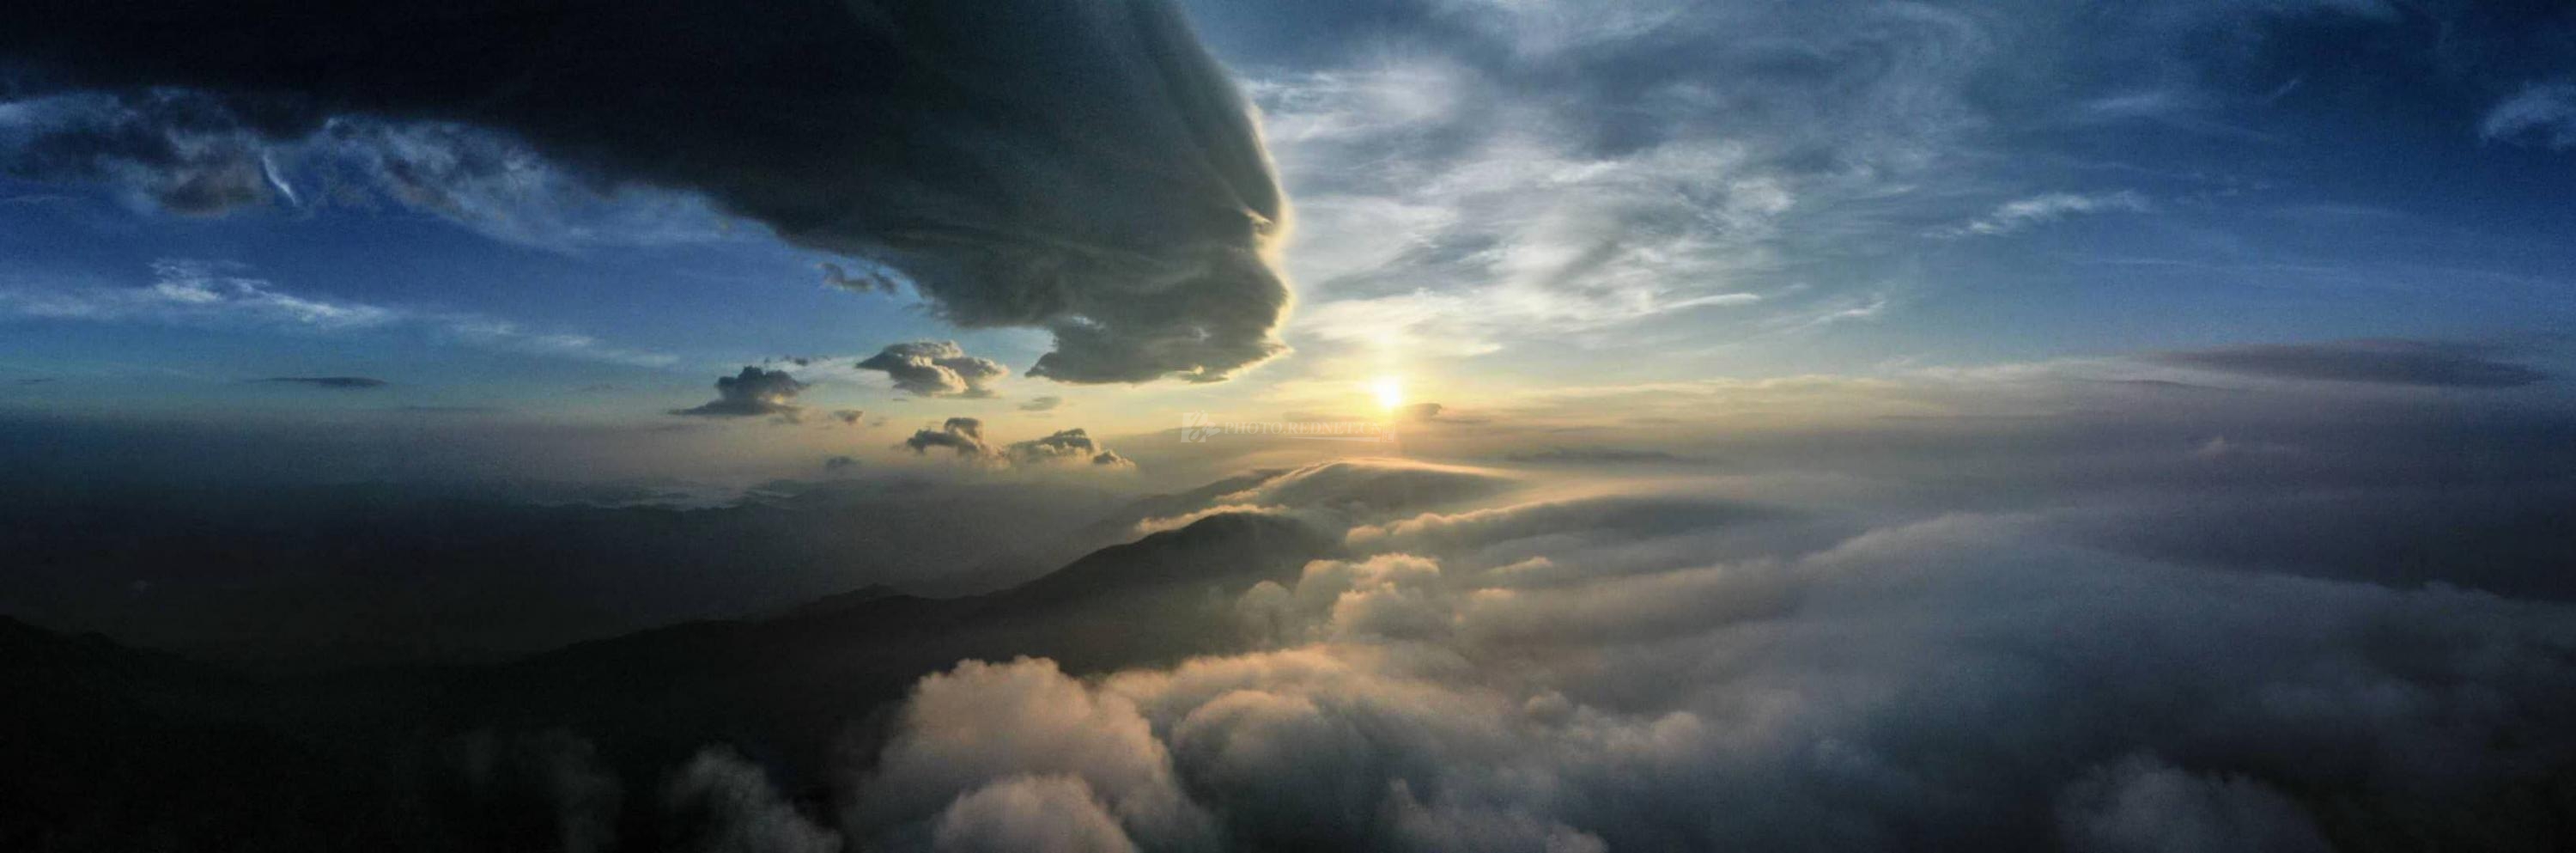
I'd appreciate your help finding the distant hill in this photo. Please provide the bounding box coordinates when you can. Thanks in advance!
[3,508,1341,852]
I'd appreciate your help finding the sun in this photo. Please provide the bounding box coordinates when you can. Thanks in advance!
[1370,375,1406,412]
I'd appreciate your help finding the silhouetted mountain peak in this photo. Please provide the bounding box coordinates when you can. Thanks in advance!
[1003,509,1337,605]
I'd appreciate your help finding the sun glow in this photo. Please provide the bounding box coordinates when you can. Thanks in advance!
[1370,375,1406,412]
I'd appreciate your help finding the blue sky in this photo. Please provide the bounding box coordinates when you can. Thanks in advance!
[2,0,2570,451]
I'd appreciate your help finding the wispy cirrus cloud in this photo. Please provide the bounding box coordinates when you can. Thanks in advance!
[0,259,674,368]
[1939,191,2152,238]
[2481,81,2576,151]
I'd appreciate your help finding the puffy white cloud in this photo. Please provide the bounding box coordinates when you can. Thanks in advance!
[851,658,1213,851]
[930,776,1139,853]
[865,482,2576,851]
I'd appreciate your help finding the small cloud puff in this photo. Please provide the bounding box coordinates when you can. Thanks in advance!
[672,366,807,419]
[902,420,1135,470]
[859,341,1008,398]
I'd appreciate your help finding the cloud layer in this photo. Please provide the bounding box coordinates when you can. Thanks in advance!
[2148,339,2549,388]
[823,453,2576,851]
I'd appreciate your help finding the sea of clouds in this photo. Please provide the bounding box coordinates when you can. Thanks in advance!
[828,458,2576,852]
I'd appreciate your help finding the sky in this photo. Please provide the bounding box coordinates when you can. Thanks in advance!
[6,3,2576,852]
[3,0,2572,479]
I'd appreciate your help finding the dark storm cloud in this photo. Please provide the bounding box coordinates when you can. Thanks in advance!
[0,90,282,214]
[0,0,1292,384]
[856,341,1007,399]
[255,375,387,389]
[671,366,806,419]
[2147,339,2549,387]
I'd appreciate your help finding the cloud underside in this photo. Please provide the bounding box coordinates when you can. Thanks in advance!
[2149,339,2547,387]
[859,341,1008,398]
[673,366,807,419]
[842,459,2576,852]
[904,417,1132,468]
[0,0,1292,384]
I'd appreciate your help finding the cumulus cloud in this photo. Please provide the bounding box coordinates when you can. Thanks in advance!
[2146,339,2547,387]
[930,776,1141,853]
[661,748,841,853]
[2481,81,2576,150]
[852,657,1214,851]
[858,342,1007,399]
[673,367,808,420]
[1943,191,2152,237]
[905,417,993,458]
[1007,429,1129,468]
[0,0,1292,384]
[1019,396,1065,412]
[902,419,1133,470]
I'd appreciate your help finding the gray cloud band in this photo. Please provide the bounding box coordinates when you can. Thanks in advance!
[0,0,1293,384]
